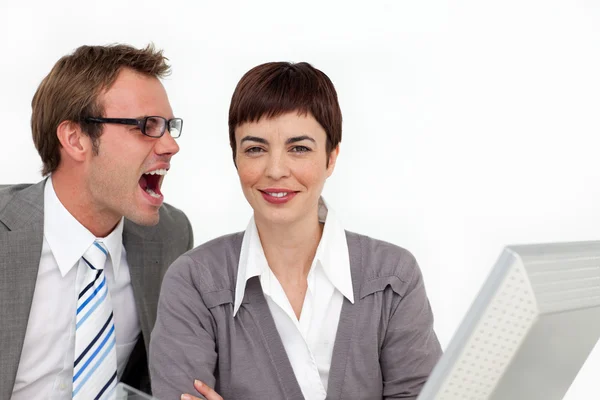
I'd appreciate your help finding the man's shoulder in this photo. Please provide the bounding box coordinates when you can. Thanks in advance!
[0,183,37,207]
[0,183,34,192]
[157,201,189,228]
[0,182,45,228]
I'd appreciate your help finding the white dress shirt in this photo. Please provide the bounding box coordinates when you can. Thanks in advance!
[234,198,354,400]
[11,177,141,400]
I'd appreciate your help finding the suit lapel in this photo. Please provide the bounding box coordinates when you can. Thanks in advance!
[326,232,363,400]
[123,221,165,350]
[0,181,45,399]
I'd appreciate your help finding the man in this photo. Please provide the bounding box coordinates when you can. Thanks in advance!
[0,44,193,399]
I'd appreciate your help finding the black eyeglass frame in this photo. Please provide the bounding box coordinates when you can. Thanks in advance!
[85,116,183,138]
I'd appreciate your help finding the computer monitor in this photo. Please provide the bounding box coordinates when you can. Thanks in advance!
[113,382,158,399]
[418,241,600,400]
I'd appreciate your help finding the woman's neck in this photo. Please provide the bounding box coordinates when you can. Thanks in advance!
[254,213,324,284]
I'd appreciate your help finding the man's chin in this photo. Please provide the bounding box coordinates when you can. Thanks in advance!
[127,189,163,226]
[126,209,161,226]
[136,217,160,227]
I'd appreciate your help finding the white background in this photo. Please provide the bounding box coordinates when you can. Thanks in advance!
[1,0,599,398]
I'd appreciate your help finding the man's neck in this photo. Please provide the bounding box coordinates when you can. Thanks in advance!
[50,171,120,238]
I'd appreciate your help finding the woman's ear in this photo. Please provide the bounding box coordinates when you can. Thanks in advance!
[56,120,92,163]
[326,144,340,177]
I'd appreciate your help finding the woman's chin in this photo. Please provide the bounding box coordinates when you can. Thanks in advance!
[254,209,298,226]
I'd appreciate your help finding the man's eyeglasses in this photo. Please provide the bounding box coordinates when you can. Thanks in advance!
[85,116,183,138]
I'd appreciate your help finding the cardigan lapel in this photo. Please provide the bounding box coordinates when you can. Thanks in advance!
[326,232,363,400]
[244,277,305,400]
[236,231,363,400]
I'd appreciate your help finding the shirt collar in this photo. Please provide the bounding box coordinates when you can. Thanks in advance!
[102,217,125,277]
[233,217,268,315]
[313,198,354,304]
[44,176,124,277]
[233,197,354,316]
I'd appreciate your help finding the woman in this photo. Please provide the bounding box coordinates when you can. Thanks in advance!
[149,62,442,400]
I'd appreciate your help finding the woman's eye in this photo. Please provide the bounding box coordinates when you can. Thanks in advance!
[245,147,264,154]
[291,146,311,153]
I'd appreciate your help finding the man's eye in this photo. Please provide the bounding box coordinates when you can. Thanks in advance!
[245,147,264,153]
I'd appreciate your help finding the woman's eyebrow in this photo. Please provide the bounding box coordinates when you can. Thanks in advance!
[286,135,316,144]
[240,136,268,144]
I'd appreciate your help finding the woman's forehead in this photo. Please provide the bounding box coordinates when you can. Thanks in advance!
[236,113,326,139]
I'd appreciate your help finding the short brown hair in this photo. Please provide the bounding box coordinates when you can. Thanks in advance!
[228,62,342,163]
[32,43,171,175]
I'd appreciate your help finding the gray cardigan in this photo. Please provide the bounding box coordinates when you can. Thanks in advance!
[149,231,442,400]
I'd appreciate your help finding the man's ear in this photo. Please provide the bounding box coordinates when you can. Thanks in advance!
[56,120,91,163]
[326,144,340,178]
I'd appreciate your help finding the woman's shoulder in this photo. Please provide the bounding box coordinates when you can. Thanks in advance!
[164,231,245,292]
[185,231,245,262]
[345,230,421,284]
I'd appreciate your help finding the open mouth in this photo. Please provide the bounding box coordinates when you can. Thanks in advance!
[139,169,167,199]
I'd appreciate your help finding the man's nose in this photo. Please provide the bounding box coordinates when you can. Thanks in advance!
[155,131,180,156]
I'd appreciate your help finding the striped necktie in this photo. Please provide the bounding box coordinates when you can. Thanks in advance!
[72,240,118,399]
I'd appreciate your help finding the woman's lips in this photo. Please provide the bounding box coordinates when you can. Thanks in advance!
[260,189,297,204]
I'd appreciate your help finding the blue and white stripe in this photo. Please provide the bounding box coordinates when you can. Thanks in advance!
[73,240,118,399]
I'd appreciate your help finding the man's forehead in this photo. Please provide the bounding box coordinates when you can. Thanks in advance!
[103,70,160,97]
[99,70,171,115]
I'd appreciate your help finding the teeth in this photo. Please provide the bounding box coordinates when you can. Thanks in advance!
[146,169,167,176]
[267,192,288,198]
[145,188,161,199]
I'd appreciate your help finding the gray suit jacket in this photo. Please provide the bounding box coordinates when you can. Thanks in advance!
[150,231,442,400]
[0,180,193,399]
